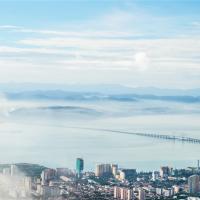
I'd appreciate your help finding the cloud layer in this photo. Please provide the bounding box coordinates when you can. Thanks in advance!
[0,3,200,88]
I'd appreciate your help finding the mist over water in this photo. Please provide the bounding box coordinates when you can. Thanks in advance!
[0,97,200,171]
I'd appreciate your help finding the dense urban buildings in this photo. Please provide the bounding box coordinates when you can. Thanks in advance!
[0,159,200,199]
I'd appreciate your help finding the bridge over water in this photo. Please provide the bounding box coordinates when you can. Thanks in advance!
[13,120,200,144]
[70,127,200,144]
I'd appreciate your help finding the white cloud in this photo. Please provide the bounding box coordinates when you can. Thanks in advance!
[133,52,150,71]
[0,25,22,30]
[0,24,140,38]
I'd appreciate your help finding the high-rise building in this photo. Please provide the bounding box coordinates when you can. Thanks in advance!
[152,171,159,181]
[138,188,145,200]
[95,164,112,177]
[111,164,118,176]
[114,186,134,200]
[188,175,200,194]
[160,166,172,178]
[119,169,136,180]
[76,158,84,175]
[56,168,73,178]
[41,169,56,185]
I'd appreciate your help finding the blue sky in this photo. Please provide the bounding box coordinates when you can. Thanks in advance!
[0,0,200,88]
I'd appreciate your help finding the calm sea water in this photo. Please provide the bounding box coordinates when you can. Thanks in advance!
[0,99,200,171]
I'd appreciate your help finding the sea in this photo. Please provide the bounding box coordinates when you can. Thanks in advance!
[0,98,200,172]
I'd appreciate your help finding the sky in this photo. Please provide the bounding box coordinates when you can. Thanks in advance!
[0,0,200,88]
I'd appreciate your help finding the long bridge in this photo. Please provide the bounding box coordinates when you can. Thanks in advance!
[12,120,200,144]
[69,126,200,144]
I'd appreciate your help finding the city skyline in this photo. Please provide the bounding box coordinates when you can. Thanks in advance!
[1,159,200,199]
